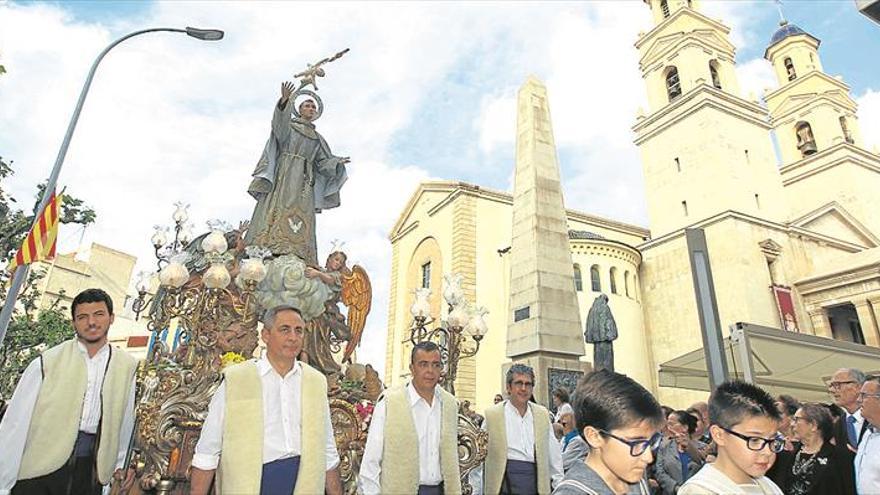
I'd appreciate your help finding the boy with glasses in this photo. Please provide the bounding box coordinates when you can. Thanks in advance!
[553,370,663,495]
[679,381,784,494]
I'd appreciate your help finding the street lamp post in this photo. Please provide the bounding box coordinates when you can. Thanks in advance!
[407,274,489,395]
[0,26,223,346]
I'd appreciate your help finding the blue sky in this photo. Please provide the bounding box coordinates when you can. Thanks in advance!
[2,1,879,373]
[30,0,880,204]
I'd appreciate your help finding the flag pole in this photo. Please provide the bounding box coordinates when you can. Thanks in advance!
[0,27,224,346]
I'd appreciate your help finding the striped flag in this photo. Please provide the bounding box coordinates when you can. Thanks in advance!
[7,191,64,272]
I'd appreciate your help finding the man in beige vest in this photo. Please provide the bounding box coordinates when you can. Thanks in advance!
[190,305,343,495]
[0,288,138,495]
[470,363,562,494]
[359,341,462,495]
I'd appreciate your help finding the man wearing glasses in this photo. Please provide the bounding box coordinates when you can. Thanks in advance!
[828,367,869,452]
[471,364,563,494]
[358,341,461,495]
[855,375,880,495]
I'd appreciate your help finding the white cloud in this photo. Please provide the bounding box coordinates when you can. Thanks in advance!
[737,57,777,103]
[4,0,856,378]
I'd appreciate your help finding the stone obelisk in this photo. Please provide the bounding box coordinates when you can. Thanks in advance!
[506,76,588,407]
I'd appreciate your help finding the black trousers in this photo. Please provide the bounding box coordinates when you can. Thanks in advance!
[12,433,101,495]
[417,482,445,495]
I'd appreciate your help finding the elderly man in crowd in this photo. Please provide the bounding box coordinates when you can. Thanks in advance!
[190,305,342,495]
[855,375,880,495]
[828,367,869,451]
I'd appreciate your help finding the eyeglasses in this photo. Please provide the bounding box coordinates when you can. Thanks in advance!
[791,416,811,424]
[511,380,534,389]
[720,427,784,453]
[828,380,857,389]
[599,429,663,456]
[858,392,880,401]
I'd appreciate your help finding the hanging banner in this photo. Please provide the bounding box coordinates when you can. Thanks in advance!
[772,285,799,332]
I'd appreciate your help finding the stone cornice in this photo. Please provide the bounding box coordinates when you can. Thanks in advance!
[633,85,769,145]
[780,142,880,186]
[389,180,650,242]
[796,264,880,296]
[638,209,865,253]
[570,238,642,266]
[636,7,732,51]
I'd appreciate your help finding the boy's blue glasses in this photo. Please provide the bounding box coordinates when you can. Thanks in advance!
[598,429,663,456]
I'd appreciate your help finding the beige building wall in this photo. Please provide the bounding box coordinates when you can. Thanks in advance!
[387,182,650,412]
[637,213,867,406]
[386,4,880,412]
[33,243,150,355]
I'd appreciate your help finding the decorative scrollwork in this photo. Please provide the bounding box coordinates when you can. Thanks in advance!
[457,409,488,495]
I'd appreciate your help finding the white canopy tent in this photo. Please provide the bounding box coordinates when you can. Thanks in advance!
[658,323,880,402]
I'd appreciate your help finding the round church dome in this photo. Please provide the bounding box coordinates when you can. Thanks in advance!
[769,21,810,47]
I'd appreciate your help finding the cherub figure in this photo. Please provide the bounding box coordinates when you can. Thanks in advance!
[301,250,372,375]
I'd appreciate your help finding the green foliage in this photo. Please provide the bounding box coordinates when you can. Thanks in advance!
[0,157,96,401]
[0,269,74,399]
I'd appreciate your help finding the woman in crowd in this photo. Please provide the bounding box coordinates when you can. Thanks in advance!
[654,411,706,494]
[775,394,801,452]
[554,387,574,423]
[769,402,855,495]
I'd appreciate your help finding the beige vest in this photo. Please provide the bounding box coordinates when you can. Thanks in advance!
[19,339,137,485]
[218,360,328,495]
[379,385,462,495]
[484,401,551,495]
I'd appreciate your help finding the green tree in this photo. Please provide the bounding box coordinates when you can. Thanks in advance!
[0,156,97,400]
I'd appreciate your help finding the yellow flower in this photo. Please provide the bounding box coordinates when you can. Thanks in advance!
[220,351,246,369]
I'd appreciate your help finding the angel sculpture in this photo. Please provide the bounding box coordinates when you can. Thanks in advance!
[302,250,372,376]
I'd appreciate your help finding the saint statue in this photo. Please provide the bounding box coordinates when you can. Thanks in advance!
[245,81,350,265]
[584,294,618,372]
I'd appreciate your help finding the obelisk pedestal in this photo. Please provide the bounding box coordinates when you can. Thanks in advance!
[505,76,590,407]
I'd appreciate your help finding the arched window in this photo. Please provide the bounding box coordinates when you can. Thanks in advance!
[665,66,682,102]
[624,271,631,297]
[610,267,618,294]
[573,264,583,292]
[590,265,601,292]
[784,57,797,81]
[840,116,853,144]
[709,61,722,90]
[795,121,817,156]
[660,0,670,18]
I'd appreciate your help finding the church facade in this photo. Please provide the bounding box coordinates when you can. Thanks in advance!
[385,0,880,411]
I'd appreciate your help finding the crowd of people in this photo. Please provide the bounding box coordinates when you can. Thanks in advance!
[0,286,879,495]
[533,366,879,495]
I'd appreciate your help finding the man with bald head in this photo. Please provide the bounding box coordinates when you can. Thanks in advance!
[828,367,869,451]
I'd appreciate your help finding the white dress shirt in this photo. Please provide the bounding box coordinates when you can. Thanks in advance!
[855,425,880,495]
[191,358,339,471]
[469,400,564,494]
[0,342,136,495]
[358,382,443,494]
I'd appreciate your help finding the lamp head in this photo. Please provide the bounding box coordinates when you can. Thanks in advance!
[185,27,224,41]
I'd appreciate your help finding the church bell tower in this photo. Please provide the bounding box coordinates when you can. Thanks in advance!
[634,0,785,237]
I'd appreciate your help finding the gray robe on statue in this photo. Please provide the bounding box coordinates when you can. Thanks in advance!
[245,98,348,265]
